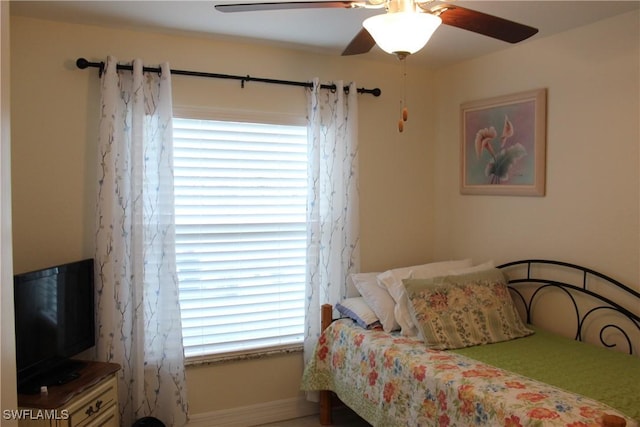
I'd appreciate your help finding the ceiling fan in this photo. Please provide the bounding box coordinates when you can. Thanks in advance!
[214,0,539,58]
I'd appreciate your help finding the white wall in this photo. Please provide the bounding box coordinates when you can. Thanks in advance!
[432,10,640,290]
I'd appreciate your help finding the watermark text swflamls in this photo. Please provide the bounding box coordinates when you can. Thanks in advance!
[3,409,70,421]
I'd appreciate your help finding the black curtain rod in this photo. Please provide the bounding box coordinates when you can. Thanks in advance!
[76,58,381,97]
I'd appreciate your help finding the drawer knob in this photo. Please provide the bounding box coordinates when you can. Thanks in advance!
[85,399,104,416]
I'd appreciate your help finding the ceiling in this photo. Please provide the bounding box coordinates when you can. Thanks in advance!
[10,0,640,67]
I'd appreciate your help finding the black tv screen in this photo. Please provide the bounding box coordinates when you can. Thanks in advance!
[13,258,95,393]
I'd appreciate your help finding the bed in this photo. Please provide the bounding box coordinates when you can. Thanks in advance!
[301,259,640,427]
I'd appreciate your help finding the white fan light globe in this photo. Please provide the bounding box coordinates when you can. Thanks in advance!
[363,12,442,55]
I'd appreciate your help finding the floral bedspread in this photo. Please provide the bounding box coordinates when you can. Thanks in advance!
[301,319,637,427]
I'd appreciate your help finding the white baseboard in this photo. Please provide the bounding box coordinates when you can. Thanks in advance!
[187,396,319,427]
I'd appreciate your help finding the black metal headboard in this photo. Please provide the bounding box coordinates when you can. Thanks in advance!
[497,259,640,355]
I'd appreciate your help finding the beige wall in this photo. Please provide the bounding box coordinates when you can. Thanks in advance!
[9,16,435,416]
[432,10,640,291]
[8,7,640,420]
[10,17,435,277]
[1,1,18,423]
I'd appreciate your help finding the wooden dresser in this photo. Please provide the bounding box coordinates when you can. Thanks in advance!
[17,361,120,427]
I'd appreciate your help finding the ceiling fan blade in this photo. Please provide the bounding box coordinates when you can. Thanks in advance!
[433,4,538,43]
[215,1,359,13]
[342,28,376,56]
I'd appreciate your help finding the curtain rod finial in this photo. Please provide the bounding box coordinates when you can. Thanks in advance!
[76,57,106,77]
[76,58,90,69]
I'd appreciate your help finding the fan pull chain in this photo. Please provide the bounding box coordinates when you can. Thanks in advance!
[398,56,408,133]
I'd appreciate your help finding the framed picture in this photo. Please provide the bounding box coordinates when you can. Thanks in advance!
[460,88,546,196]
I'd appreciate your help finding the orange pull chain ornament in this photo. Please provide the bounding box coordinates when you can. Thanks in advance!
[398,55,408,133]
[398,108,408,132]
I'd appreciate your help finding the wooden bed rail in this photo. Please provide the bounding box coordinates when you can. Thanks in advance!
[320,304,334,425]
[321,303,333,333]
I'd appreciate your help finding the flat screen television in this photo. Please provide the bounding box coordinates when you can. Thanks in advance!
[13,258,95,394]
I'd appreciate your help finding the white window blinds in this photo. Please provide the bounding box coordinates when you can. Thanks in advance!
[172,117,308,360]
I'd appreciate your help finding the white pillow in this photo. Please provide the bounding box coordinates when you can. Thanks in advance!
[449,260,494,275]
[345,274,362,298]
[351,272,400,332]
[336,297,380,329]
[377,259,473,336]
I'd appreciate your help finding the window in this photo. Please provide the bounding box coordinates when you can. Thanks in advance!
[172,116,308,361]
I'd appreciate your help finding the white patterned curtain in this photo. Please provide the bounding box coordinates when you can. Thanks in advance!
[94,56,188,426]
[304,79,360,361]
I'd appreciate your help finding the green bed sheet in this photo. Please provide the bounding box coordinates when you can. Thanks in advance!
[451,326,640,422]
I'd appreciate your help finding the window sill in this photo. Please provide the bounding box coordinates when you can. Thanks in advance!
[184,343,303,366]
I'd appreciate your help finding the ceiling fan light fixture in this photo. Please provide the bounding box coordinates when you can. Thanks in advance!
[363,11,441,56]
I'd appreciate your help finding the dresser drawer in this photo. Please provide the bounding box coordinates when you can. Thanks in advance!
[18,362,121,427]
[79,404,118,427]
[65,375,118,427]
